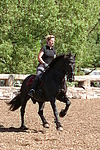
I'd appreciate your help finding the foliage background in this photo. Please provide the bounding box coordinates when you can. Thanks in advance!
[0,0,100,74]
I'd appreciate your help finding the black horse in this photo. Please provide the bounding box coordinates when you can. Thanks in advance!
[7,53,76,131]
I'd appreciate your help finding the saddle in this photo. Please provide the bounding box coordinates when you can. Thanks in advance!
[26,73,44,87]
[26,76,35,87]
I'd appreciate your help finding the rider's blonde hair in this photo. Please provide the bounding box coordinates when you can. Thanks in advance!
[45,35,55,43]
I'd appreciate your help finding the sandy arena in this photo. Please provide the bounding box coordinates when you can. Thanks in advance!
[0,98,100,150]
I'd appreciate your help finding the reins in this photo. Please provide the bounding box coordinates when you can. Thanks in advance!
[48,67,65,78]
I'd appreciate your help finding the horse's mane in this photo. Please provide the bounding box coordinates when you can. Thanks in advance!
[49,54,65,68]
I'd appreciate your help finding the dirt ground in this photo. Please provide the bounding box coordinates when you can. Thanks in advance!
[0,98,100,150]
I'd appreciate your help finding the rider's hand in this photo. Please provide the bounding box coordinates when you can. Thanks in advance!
[44,62,49,68]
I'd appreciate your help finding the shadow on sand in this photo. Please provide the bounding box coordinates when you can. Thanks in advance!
[0,125,28,133]
[0,124,46,134]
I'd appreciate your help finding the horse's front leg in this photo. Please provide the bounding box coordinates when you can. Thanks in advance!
[38,102,49,128]
[50,99,63,131]
[59,95,71,117]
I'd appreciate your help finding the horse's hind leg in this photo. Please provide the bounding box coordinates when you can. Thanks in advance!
[38,102,49,128]
[20,99,28,130]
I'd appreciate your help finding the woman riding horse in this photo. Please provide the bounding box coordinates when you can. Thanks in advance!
[7,53,76,131]
[28,34,56,97]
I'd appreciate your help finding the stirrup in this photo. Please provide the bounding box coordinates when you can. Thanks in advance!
[30,89,35,93]
[28,89,35,97]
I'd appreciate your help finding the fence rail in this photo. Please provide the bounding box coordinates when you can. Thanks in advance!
[75,75,100,87]
[0,74,29,86]
[0,74,100,87]
[0,74,100,100]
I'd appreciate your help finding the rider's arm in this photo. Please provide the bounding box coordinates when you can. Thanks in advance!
[38,51,45,64]
[38,50,48,68]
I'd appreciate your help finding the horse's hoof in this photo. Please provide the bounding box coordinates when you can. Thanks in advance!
[59,109,66,117]
[57,126,63,131]
[43,123,49,128]
[20,125,28,130]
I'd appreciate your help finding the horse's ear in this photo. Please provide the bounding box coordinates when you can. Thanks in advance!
[69,52,71,57]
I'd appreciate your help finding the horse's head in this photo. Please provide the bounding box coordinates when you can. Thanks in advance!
[64,52,76,82]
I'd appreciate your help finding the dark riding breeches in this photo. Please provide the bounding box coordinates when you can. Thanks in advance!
[31,75,39,90]
[31,66,45,90]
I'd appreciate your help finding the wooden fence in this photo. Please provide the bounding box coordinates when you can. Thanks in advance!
[75,75,100,87]
[0,74,29,86]
[0,74,100,87]
[0,74,100,100]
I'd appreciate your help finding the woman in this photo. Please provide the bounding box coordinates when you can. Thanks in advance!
[28,35,56,97]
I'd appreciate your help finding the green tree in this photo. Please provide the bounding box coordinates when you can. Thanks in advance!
[0,0,100,74]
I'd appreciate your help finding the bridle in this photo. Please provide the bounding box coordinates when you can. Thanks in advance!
[47,59,75,79]
[48,67,65,78]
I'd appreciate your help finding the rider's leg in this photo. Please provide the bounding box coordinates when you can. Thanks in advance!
[28,75,39,97]
[28,66,45,97]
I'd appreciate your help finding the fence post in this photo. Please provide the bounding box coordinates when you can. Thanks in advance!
[5,75,14,86]
[83,79,90,87]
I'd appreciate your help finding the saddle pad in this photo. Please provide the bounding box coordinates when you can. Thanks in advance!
[26,76,35,86]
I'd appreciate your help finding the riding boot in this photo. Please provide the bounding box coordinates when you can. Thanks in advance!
[28,75,39,97]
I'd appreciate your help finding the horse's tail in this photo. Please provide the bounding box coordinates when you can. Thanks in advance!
[7,93,21,111]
